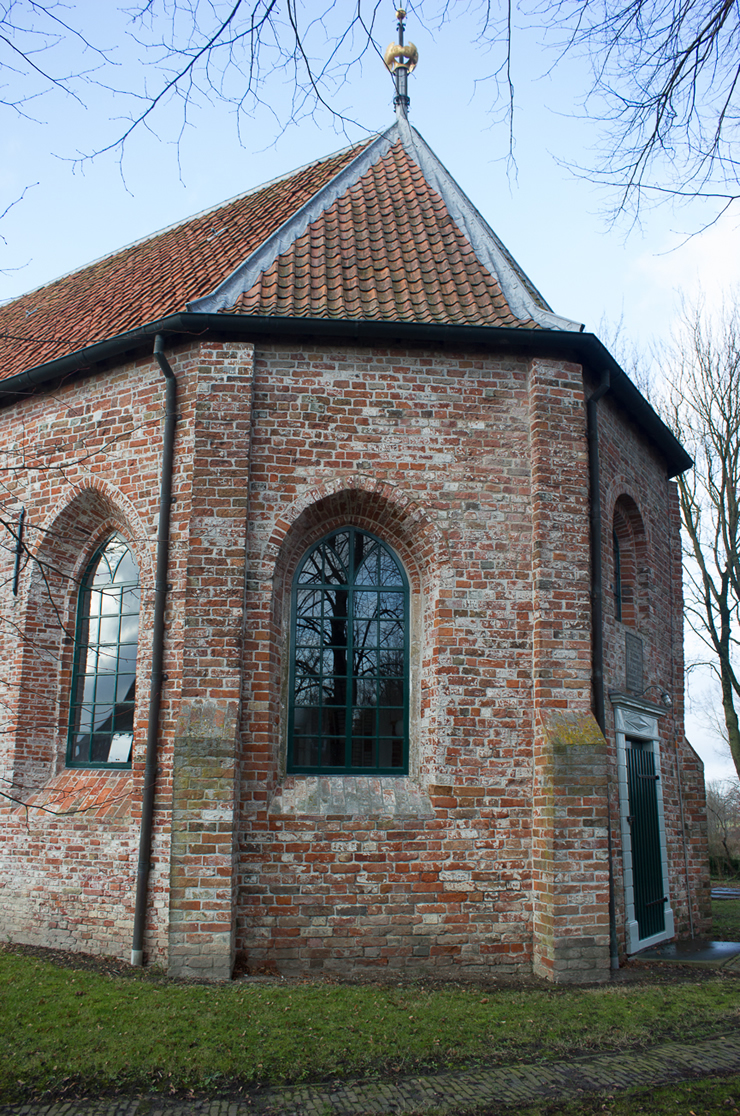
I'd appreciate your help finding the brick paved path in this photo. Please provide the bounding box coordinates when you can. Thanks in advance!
[3,1032,740,1116]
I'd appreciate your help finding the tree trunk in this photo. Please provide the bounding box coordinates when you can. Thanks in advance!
[720,661,740,780]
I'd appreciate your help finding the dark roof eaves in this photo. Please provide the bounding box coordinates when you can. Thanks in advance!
[577,332,692,477]
[0,315,186,403]
[0,312,691,476]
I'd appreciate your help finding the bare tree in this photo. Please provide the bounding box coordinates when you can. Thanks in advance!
[0,2,111,114]
[542,0,740,221]
[666,298,740,779]
[597,313,657,398]
[3,1,740,224]
[706,778,740,873]
[1,1,402,165]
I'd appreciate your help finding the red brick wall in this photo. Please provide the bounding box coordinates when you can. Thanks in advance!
[596,378,711,946]
[528,358,610,981]
[0,340,257,971]
[168,342,255,978]
[0,356,167,959]
[236,342,541,976]
[0,335,709,979]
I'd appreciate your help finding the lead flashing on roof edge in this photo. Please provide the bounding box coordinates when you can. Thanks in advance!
[187,118,583,333]
[394,117,582,334]
[186,128,397,315]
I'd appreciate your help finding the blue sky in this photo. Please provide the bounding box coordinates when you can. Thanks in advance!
[2,2,738,778]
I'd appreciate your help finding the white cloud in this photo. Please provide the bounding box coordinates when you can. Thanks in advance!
[628,209,740,344]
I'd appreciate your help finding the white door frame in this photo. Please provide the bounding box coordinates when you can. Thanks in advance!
[610,693,675,953]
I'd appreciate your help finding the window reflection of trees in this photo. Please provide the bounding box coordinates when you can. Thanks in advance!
[291,529,407,772]
[68,535,140,766]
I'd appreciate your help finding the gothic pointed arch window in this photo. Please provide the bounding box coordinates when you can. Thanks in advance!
[288,527,409,774]
[67,534,140,767]
[612,496,647,629]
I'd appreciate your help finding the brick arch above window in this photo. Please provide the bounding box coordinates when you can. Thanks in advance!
[30,481,151,601]
[266,484,441,789]
[13,485,149,787]
[612,495,648,628]
[268,476,447,597]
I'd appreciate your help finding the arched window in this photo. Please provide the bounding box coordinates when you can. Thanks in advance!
[289,527,409,774]
[67,534,140,767]
[613,528,622,622]
[612,496,647,629]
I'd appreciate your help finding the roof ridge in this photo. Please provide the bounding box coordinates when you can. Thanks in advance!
[395,116,583,333]
[188,115,583,332]
[0,136,375,309]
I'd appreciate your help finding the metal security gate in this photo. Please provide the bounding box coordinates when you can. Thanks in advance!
[626,737,666,940]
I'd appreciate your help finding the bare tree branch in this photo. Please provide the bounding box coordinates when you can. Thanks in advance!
[663,296,740,777]
[2,1,740,226]
[541,0,740,219]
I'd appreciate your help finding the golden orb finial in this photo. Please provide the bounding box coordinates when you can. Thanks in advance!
[383,41,418,74]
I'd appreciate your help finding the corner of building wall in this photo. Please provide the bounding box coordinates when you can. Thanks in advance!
[532,713,611,984]
[166,344,254,981]
[168,699,240,981]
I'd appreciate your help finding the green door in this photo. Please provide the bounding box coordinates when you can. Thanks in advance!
[626,738,666,940]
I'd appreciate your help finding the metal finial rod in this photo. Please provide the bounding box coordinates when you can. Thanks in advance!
[384,8,417,117]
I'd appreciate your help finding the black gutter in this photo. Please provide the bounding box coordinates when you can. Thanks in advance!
[131,334,177,967]
[0,313,692,477]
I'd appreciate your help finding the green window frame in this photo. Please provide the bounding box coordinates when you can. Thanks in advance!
[288,527,409,775]
[613,528,623,622]
[66,534,140,768]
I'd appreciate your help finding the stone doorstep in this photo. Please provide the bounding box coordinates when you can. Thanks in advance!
[633,938,740,968]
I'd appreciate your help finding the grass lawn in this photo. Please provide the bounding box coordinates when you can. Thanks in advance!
[709,874,740,941]
[3,942,740,1107]
[712,899,740,940]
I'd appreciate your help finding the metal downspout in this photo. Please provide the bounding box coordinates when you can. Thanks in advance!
[131,334,177,967]
[587,373,609,731]
[587,371,620,970]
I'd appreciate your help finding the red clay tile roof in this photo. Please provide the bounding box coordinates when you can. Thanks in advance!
[230,141,536,328]
[0,123,574,384]
[0,142,370,381]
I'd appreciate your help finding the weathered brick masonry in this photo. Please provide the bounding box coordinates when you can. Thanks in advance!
[238,343,541,977]
[598,383,710,942]
[0,117,710,981]
[0,333,710,979]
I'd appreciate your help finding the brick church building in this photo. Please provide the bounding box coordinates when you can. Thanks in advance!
[0,82,710,981]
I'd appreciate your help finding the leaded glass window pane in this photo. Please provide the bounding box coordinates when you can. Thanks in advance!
[289,528,408,774]
[67,534,140,767]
